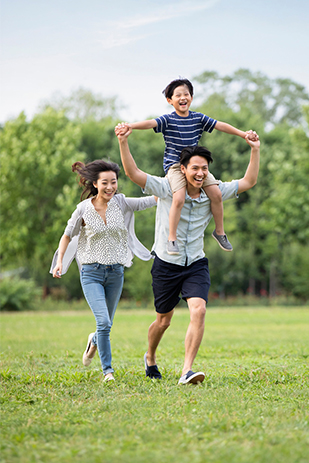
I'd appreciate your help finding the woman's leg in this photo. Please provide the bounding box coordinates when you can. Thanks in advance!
[80,264,123,375]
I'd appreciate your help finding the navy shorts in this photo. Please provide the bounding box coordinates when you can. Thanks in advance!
[151,256,211,314]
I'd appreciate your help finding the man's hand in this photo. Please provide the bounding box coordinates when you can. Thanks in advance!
[245,130,259,142]
[245,132,260,148]
[115,122,132,139]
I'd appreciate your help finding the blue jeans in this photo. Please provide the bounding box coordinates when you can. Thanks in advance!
[80,263,124,375]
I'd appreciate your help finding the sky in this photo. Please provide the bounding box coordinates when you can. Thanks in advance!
[1,0,308,123]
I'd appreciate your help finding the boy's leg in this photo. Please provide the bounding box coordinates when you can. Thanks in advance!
[203,177,233,252]
[166,164,187,255]
[168,186,186,241]
[203,184,225,235]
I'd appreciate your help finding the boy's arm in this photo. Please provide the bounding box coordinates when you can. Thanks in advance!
[115,124,148,189]
[215,121,259,141]
[128,119,157,130]
[215,120,246,138]
[237,135,260,194]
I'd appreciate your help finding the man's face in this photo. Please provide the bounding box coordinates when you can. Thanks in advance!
[181,156,209,189]
[167,85,193,116]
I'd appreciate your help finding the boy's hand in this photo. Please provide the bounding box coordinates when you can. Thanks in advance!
[245,132,260,148]
[115,122,132,139]
[246,130,259,141]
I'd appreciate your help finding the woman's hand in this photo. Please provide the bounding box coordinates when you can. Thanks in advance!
[53,262,62,278]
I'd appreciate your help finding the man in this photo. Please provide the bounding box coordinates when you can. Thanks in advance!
[115,123,260,385]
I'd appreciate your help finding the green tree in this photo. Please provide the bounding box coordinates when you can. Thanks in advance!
[0,109,85,294]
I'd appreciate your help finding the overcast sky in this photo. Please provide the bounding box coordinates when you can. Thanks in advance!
[1,0,308,123]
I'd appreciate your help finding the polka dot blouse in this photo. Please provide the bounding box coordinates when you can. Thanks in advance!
[76,196,128,266]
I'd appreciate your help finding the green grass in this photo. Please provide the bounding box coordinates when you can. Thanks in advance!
[1,307,309,463]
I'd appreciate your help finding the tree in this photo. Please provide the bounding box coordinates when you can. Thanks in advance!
[0,109,85,294]
[193,69,309,128]
[40,87,120,122]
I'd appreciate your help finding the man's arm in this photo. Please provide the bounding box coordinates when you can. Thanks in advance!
[215,121,259,141]
[115,124,148,189]
[237,135,260,194]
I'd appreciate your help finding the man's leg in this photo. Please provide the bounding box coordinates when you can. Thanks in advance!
[181,297,206,375]
[146,309,174,366]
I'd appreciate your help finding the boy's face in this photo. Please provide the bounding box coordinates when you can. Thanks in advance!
[167,84,193,117]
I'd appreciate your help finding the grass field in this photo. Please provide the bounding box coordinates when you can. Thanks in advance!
[1,307,308,463]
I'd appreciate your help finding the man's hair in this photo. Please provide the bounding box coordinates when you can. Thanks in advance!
[180,146,213,168]
[162,78,194,99]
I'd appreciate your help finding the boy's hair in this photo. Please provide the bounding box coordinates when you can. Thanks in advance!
[180,146,213,168]
[162,78,194,99]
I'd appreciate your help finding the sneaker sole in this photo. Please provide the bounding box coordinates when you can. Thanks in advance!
[212,234,233,252]
[179,372,205,385]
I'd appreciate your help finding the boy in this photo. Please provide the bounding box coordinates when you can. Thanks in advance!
[123,78,258,255]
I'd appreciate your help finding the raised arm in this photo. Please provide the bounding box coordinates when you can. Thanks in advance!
[237,135,260,194]
[215,121,259,141]
[129,119,157,130]
[115,124,148,189]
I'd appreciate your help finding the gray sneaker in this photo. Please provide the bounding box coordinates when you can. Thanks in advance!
[167,240,179,255]
[178,370,205,385]
[212,230,233,251]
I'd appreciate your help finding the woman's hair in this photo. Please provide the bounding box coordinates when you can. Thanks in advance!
[72,159,120,200]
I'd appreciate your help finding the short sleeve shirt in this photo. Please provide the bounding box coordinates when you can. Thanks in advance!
[143,175,239,266]
[154,111,217,173]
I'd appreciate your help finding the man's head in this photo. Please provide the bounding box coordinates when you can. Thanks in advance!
[180,146,213,190]
[163,78,194,116]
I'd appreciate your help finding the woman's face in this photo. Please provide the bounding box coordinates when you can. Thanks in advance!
[93,171,118,201]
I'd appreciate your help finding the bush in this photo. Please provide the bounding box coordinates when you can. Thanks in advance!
[0,277,41,311]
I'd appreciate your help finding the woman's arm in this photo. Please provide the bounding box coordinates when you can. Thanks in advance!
[52,234,70,278]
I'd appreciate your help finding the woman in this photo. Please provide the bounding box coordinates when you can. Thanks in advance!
[51,159,156,382]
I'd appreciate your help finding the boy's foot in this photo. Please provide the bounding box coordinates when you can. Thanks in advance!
[212,230,233,251]
[167,240,179,255]
[144,353,162,379]
[178,370,205,385]
[82,332,97,366]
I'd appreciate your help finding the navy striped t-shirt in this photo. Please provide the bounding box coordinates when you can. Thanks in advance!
[154,111,217,173]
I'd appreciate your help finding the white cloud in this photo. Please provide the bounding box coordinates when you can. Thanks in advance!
[97,0,220,49]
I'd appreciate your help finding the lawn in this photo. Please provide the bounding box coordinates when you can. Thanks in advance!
[1,307,308,463]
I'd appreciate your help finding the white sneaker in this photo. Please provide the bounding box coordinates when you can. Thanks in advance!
[178,370,205,385]
[103,374,115,382]
[82,332,97,366]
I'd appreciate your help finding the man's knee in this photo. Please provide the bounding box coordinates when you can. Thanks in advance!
[188,300,206,322]
[156,313,173,330]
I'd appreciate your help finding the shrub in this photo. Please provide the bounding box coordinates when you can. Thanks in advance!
[0,277,41,311]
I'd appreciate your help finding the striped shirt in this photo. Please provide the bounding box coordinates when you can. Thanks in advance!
[154,111,217,173]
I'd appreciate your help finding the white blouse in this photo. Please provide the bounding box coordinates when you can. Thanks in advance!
[76,197,128,266]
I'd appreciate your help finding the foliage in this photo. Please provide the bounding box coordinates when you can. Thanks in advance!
[0,277,41,311]
[0,109,85,287]
[40,87,120,121]
[193,68,309,127]
[0,308,308,462]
